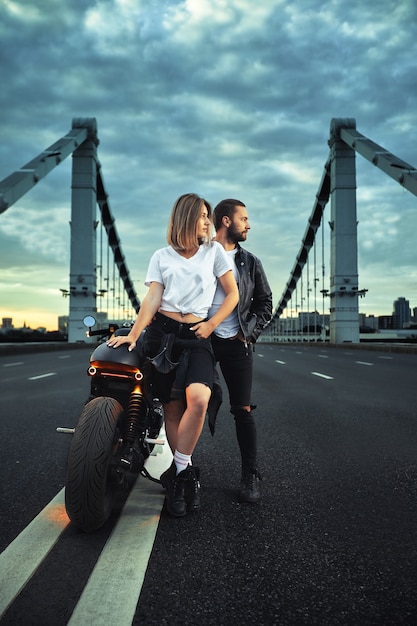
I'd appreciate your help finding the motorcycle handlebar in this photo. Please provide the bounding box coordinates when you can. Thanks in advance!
[87,324,120,338]
[88,329,109,337]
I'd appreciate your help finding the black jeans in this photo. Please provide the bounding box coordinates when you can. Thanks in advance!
[211,334,257,471]
[211,334,253,409]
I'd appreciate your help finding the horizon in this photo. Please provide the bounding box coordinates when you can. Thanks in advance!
[2,295,415,333]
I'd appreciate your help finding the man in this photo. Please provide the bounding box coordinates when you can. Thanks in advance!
[209,199,272,503]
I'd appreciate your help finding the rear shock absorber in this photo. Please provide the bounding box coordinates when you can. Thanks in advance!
[125,385,147,444]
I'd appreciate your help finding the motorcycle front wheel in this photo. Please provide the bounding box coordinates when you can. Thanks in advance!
[65,396,124,532]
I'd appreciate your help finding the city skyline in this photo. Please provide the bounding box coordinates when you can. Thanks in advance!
[2,293,415,333]
[1,1,417,331]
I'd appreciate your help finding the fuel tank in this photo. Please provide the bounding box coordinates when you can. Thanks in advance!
[90,330,146,367]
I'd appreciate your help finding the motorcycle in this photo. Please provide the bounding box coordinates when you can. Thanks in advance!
[61,315,164,532]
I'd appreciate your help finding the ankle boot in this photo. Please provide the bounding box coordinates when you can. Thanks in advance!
[239,468,262,503]
[183,465,201,512]
[160,462,187,517]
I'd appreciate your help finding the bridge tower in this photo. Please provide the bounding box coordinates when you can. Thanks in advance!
[328,118,359,343]
[68,118,99,343]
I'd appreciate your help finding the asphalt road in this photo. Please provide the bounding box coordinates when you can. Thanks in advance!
[1,343,417,625]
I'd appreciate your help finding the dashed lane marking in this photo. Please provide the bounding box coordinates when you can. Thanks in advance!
[311,372,334,380]
[28,372,57,380]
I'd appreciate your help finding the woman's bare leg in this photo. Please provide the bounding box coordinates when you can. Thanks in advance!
[163,398,184,453]
[163,383,211,455]
[176,383,211,455]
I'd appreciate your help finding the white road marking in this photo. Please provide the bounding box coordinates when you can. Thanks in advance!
[0,432,171,624]
[68,440,171,626]
[28,372,57,380]
[355,361,373,366]
[311,372,334,380]
[318,354,328,358]
[0,490,70,617]
[275,360,286,365]
[2,362,24,368]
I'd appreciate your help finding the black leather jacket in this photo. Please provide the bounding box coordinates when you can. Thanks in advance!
[234,244,272,343]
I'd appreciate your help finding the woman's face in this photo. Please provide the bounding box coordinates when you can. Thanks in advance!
[196,203,211,241]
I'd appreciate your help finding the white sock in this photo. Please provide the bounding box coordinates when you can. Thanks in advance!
[173,450,192,474]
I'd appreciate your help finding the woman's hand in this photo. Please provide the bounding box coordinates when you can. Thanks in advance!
[107,282,163,352]
[107,334,137,352]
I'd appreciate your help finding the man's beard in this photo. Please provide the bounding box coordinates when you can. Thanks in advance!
[229,226,247,244]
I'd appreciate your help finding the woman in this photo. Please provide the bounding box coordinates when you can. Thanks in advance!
[107,193,238,517]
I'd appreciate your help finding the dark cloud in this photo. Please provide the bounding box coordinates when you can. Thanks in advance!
[1,0,416,327]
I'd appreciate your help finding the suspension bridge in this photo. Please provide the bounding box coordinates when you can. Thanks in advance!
[1,117,416,343]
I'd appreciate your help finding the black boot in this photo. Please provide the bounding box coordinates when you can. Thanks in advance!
[239,468,262,503]
[183,465,201,512]
[160,462,187,518]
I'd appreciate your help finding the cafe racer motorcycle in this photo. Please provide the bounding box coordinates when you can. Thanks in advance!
[63,316,164,532]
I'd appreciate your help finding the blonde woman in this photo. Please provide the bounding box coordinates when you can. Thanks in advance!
[108,193,238,517]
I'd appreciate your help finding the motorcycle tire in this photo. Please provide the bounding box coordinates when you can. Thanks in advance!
[65,396,124,532]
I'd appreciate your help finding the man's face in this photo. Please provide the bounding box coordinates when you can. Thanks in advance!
[228,205,251,243]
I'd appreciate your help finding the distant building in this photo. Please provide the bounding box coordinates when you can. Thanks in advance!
[2,318,13,329]
[299,311,323,332]
[58,316,69,334]
[393,297,411,329]
[360,313,378,332]
[378,315,394,330]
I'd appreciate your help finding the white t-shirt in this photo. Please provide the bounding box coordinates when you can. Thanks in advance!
[145,241,233,318]
[209,248,240,338]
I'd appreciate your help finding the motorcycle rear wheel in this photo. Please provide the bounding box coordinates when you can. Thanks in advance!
[65,396,124,532]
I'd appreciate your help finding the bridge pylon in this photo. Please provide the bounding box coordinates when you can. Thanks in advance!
[328,118,360,343]
[68,118,99,343]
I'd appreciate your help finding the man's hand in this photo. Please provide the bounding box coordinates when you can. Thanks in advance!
[190,320,215,340]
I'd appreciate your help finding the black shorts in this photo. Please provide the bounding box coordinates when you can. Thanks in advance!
[144,312,215,403]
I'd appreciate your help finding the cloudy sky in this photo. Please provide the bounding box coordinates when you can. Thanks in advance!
[1,0,416,330]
